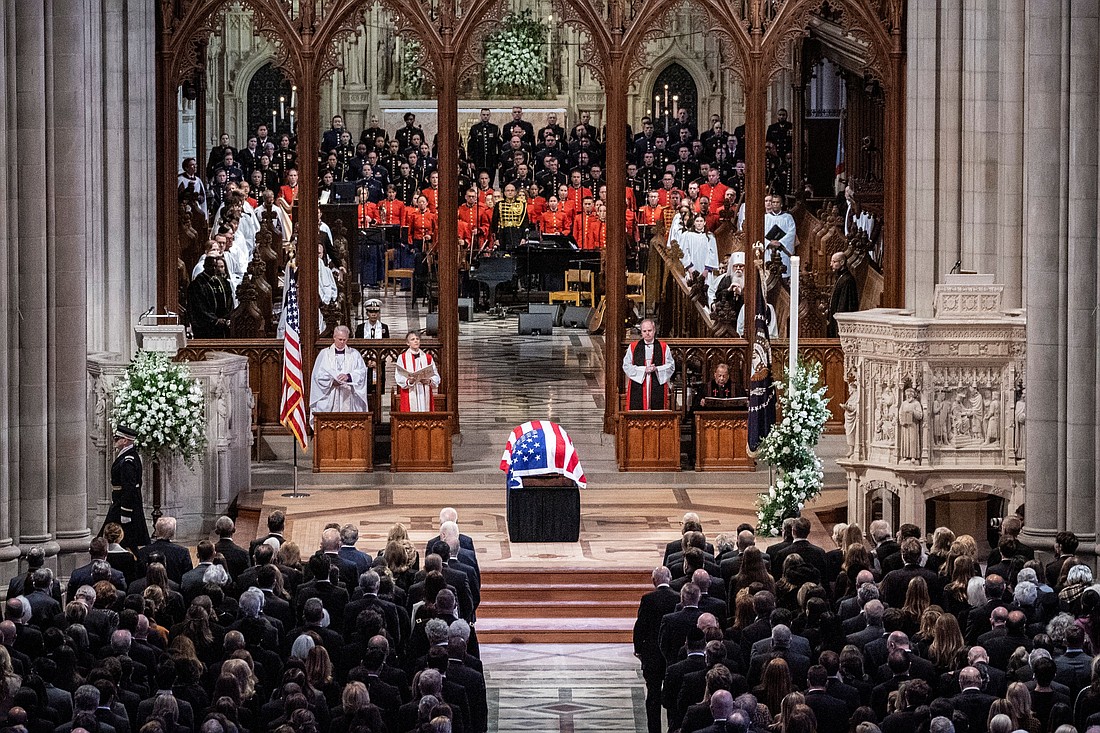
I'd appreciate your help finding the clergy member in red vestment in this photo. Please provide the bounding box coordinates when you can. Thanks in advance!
[395,332,440,412]
[621,319,675,410]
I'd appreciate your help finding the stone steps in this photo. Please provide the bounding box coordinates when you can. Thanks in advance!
[475,568,650,643]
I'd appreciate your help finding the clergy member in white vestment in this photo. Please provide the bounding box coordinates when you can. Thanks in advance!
[309,325,370,426]
[678,213,720,276]
[622,319,675,410]
[763,194,796,276]
[395,332,440,412]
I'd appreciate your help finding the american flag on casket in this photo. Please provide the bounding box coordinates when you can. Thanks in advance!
[499,420,587,490]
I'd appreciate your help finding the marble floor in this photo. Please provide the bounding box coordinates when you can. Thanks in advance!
[483,644,647,733]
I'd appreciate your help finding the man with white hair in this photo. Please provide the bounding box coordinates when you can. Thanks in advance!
[136,516,193,584]
[437,521,480,579]
[868,519,897,573]
[426,507,476,559]
[309,325,370,424]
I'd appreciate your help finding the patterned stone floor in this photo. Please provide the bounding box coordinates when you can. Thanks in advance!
[482,644,647,733]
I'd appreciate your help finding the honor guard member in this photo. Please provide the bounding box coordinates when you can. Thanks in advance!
[392,161,420,206]
[637,151,662,195]
[334,131,357,178]
[103,426,151,550]
[766,108,794,159]
[359,115,388,147]
[467,109,501,185]
[491,183,529,251]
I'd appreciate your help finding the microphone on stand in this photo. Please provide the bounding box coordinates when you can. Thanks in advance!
[950,260,961,274]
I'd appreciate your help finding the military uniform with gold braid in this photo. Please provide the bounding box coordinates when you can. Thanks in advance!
[491,195,529,251]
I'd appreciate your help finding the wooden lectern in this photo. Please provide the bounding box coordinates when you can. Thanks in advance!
[390,392,452,472]
[695,406,755,471]
[617,409,682,471]
[312,412,374,472]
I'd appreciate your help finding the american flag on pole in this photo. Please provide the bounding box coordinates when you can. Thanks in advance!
[500,420,587,489]
[835,114,845,176]
[748,274,776,453]
[279,266,309,450]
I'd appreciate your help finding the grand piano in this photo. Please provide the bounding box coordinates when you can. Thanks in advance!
[466,235,603,309]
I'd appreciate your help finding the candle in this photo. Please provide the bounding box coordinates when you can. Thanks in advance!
[673,95,679,117]
[291,85,297,109]
[654,95,660,115]
[272,109,277,133]
[289,110,295,135]
[789,255,800,386]
[664,84,669,109]
[280,96,286,120]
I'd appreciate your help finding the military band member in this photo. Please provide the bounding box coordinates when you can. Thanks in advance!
[467,108,501,185]
[491,183,529,251]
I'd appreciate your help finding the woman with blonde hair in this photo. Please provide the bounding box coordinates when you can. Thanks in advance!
[277,540,303,572]
[925,526,955,574]
[912,605,943,654]
[221,657,258,704]
[0,647,20,708]
[770,691,806,733]
[1006,681,1042,733]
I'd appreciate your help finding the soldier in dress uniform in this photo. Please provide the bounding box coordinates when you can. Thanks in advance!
[102,426,150,550]
[392,161,420,206]
[355,299,390,396]
[492,183,529,252]
[467,108,501,185]
[395,112,425,152]
[333,131,357,180]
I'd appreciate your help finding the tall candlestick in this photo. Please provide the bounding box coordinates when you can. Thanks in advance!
[290,85,296,109]
[289,110,295,135]
[654,95,661,117]
[664,84,669,110]
[279,96,286,120]
[789,255,800,387]
[673,95,679,117]
[272,109,277,133]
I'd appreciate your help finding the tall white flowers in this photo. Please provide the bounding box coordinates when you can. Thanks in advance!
[756,360,831,536]
[111,351,207,467]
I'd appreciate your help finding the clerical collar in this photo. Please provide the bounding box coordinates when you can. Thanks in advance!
[335,349,345,354]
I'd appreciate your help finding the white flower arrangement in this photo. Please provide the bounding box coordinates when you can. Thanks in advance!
[482,10,548,98]
[756,360,831,535]
[400,39,427,98]
[111,350,207,467]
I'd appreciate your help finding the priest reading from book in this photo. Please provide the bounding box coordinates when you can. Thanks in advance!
[395,332,440,412]
[621,319,676,410]
[309,325,370,425]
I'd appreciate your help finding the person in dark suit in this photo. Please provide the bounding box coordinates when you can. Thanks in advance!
[879,537,945,608]
[427,507,477,554]
[136,516,193,584]
[68,538,127,602]
[249,510,287,559]
[294,553,350,628]
[662,627,707,731]
[984,610,1032,670]
[965,575,1007,644]
[337,524,374,576]
[634,566,679,733]
[315,527,361,591]
[696,690,750,733]
[180,540,216,603]
[819,650,862,713]
[880,678,932,733]
[7,547,62,604]
[879,524,923,575]
[765,519,796,568]
[873,632,936,686]
[212,515,251,581]
[803,665,850,733]
[664,513,715,564]
[1054,624,1093,695]
[445,640,488,733]
[846,599,885,646]
[1045,531,1080,591]
[950,666,996,732]
[771,517,829,582]
[659,583,705,665]
[747,624,810,688]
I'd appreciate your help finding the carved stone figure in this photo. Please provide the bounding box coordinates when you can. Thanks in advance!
[216,379,231,438]
[932,390,950,446]
[985,391,1001,444]
[1014,388,1026,460]
[898,387,923,462]
[875,387,896,443]
[841,381,859,458]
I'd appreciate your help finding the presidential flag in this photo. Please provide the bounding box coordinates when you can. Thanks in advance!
[500,420,587,489]
[279,266,309,450]
[748,276,776,452]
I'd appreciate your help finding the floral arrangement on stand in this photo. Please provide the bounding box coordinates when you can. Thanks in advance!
[111,350,207,467]
[756,359,831,536]
[482,10,548,99]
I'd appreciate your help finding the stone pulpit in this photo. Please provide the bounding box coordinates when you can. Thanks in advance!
[835,276,1026,539]
[87,327,252,540]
